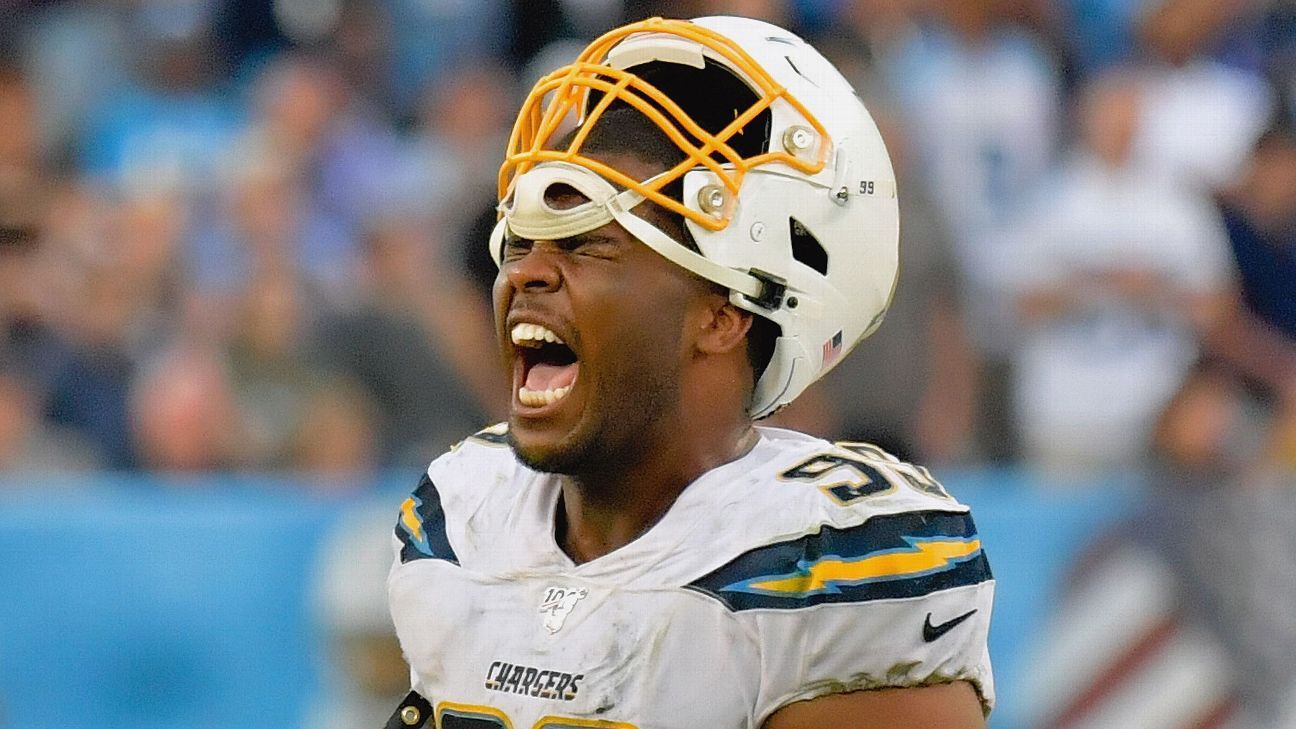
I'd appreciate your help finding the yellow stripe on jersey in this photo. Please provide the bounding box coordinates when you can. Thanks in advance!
[746,537,982,596]
[691,510,991,610]
[400,496,424,544]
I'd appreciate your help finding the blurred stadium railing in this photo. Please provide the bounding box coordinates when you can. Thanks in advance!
[0,470,1139,729]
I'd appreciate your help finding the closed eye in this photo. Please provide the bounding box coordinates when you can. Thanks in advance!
[562,233,619,257]
[502,232,620,260]
[502,233,532,260]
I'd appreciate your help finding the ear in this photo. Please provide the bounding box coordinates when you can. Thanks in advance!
[693,294,753,356]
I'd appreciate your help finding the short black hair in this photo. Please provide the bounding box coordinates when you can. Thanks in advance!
[562,105,689,208]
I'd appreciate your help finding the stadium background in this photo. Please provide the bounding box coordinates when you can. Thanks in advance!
[0,0,1293,727]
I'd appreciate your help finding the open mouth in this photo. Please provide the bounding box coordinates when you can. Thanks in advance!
[511,323,579,408]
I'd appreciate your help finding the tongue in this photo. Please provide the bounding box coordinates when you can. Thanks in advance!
[525,362,578,391]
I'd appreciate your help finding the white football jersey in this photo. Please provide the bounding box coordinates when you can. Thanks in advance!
[388,425,994,729]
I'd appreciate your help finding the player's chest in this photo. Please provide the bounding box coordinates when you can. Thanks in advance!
[389,561,758,729]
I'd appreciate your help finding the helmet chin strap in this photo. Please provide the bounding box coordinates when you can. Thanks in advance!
[496,162,764,300]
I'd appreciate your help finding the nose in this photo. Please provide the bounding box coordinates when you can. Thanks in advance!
[503,242,562,293]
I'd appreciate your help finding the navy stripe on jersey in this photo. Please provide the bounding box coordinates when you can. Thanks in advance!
[396,473,459,565]
[686,510,991,611]
[467,424,510,446]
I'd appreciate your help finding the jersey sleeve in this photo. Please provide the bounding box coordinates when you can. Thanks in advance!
[690,506,995,723]
[388,427,515,700]
[391,424,514,567]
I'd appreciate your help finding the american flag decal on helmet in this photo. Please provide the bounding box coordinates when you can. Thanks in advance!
[822,330,843,366]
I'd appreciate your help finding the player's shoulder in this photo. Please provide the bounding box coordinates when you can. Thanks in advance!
[416,421,533,511]
[743,426,970,518]
[393,423,525,566]
[426,422,517,478]
[684,426,988,612]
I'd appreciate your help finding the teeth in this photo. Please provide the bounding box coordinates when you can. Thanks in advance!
[517,384,573,407]
[511,323,565,348]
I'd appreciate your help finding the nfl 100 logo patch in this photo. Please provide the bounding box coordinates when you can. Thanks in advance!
[538,585,588,634]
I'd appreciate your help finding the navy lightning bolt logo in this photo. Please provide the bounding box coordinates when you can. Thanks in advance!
[395,474,458,564]
[725,536,983,597]
[688,510,991,611]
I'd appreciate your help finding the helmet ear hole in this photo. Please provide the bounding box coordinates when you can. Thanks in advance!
[746,314,781,385]
[788,217,828,275]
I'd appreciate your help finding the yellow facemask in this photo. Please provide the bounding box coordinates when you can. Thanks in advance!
[498,17,831,233]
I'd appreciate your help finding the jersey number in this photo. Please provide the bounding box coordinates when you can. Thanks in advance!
[438,702,637,729]
[779,441,950,505]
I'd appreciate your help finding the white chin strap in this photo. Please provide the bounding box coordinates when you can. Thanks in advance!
[491,162,764,300]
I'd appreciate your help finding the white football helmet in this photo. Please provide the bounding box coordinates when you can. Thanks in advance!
[491,15,899,418]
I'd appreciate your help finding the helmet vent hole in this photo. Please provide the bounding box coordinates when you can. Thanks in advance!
[542,183,586,210]
[789,217,828,275]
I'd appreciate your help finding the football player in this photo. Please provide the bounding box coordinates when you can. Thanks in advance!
[386,16,993,729]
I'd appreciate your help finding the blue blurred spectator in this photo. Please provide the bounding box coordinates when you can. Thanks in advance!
[0,368,100,473]
[406,60,517,232]
[1157,124,1296,473]
[15,2,133,165]
[189,148,347,306]
[46,263,150,470]
[41,182,188,469]
[880,0,1063,459]
[75,6,243,195]
[187,53,407,304]
[885,0,1061,253]
[312,216,494,466]
[385,0,510,114]
[128,340,243,472]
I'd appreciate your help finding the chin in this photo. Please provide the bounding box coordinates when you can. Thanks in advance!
[506,424,600,475]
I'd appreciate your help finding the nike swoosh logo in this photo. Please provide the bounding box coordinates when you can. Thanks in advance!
[922,609,977,642]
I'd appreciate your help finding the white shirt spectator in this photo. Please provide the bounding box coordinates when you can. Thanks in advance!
[1132,59,1273,192]
[885,23,1061,353]
[1007,153,1233,472]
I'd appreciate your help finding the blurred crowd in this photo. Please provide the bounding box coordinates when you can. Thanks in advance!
[0,0,1293,483]
[2,3,1294,727]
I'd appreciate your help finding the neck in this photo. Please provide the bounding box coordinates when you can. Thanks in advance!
[556,416,758,564]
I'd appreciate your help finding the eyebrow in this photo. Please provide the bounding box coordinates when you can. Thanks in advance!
[557,232,617,249]
[503,231,617,249]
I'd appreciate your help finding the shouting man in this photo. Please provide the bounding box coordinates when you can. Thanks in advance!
[386,15,993,729]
